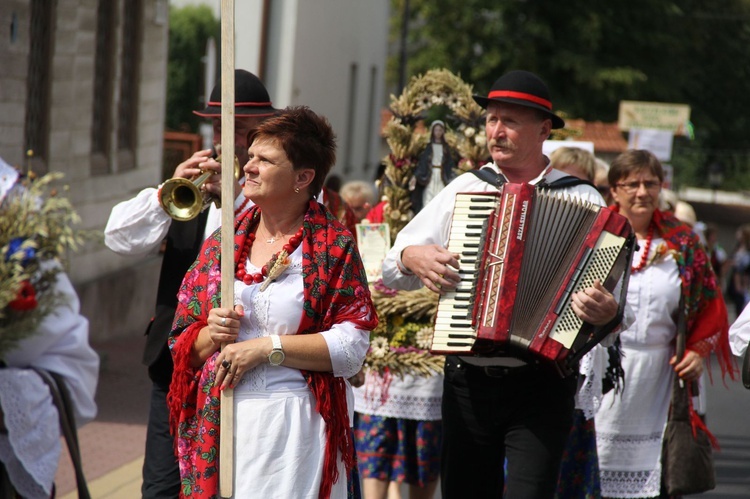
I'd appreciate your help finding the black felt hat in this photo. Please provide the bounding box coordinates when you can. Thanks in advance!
[193,69,275,118]
[473,70,565,129]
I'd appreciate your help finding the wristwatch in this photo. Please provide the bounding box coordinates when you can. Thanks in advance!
[268,335,285,366]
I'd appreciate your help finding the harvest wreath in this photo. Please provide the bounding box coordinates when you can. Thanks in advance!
[363,69,486,378]
[363,69,580,378]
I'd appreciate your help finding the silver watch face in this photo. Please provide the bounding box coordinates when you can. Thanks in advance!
[269,349,285,366]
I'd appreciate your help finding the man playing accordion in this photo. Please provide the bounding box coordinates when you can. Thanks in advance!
[382,70,627,498]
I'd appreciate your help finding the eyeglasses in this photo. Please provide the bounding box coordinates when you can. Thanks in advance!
[614,180,661,193]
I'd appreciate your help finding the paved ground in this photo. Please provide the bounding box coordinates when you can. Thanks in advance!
[54,337,750,498]
[696,358,750,498]
[56,336,150,498]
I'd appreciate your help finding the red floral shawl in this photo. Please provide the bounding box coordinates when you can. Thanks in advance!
[168,200,378,498]
[612,207,736,442]
[643,209,734,372]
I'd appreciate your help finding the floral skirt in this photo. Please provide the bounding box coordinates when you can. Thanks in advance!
[353,413,441,487]
[555,409,601,499]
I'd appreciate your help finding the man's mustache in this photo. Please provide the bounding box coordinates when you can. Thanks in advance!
[488,138,515,150]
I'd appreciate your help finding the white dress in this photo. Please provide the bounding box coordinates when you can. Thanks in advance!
[595,236,681,498]
[230,245,370,498]
[0,266,99,499]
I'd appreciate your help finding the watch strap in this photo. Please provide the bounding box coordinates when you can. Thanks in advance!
[268,335,285,366]
[271,334,282,350]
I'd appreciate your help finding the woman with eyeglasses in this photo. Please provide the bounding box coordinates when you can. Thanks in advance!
[593,149,735,498]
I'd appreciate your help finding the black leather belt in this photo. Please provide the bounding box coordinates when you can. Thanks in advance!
[477,365,517,378]
[458,359,537,378]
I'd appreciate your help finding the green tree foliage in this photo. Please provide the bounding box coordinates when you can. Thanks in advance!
[166,5,220,132]
[391,0,750,189]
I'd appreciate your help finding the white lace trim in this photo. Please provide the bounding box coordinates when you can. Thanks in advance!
[575,346,605,419]
[0,369,60,498]
[597,430,663,498]
[326,323,366,379]
[353,370,442,420]
[247,282,271,392]
[234,257,310,392]
[599,468,662,498]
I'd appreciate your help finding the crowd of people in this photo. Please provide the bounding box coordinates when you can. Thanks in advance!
[5,66,750,499]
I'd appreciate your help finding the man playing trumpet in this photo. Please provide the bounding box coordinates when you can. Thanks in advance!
[104,70,274,499]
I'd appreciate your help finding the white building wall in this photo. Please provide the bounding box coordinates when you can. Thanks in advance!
[283,0,388,181]
[234,1,265,78]
[264,0,299,111]
[172,0,389,183]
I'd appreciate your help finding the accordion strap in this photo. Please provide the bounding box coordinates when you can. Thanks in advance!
[671,295,699,416]
[471,167,505,188]
[538,175,596,190]
[471,168,596,191]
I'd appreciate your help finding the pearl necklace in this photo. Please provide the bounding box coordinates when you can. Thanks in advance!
[632,222,655,273]
[235,225,304,286]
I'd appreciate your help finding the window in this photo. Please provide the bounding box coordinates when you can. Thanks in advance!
[24,0,55,174]
[117,0,143,172]
[91,0,116,175]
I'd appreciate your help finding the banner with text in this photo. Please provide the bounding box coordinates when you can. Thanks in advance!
[618,101,691,136]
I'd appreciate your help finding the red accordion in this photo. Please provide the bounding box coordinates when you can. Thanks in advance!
[430,183,635,375]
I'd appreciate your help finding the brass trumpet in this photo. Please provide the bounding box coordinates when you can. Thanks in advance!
[159,153,241,221]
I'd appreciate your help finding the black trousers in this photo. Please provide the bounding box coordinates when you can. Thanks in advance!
[142,378,180,499]
[440,355,576,498]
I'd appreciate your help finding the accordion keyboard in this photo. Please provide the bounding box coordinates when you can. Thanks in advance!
[431,193,500,353]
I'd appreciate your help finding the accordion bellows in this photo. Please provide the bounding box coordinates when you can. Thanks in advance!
[430,183,635,376]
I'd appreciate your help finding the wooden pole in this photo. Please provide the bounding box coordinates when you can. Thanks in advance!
[219,0,235,496]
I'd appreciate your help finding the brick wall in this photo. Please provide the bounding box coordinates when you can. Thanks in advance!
[0,0,169,341]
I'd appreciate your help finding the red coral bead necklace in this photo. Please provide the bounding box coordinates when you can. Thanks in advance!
[234,196,251,217]
[631,222,655,273]
[235,225,304,285]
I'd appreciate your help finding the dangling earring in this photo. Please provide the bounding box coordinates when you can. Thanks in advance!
[294,187,300,194]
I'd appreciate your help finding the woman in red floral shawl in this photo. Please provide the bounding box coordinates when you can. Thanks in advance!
[168,106,378,498]
[594,150,735,499]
